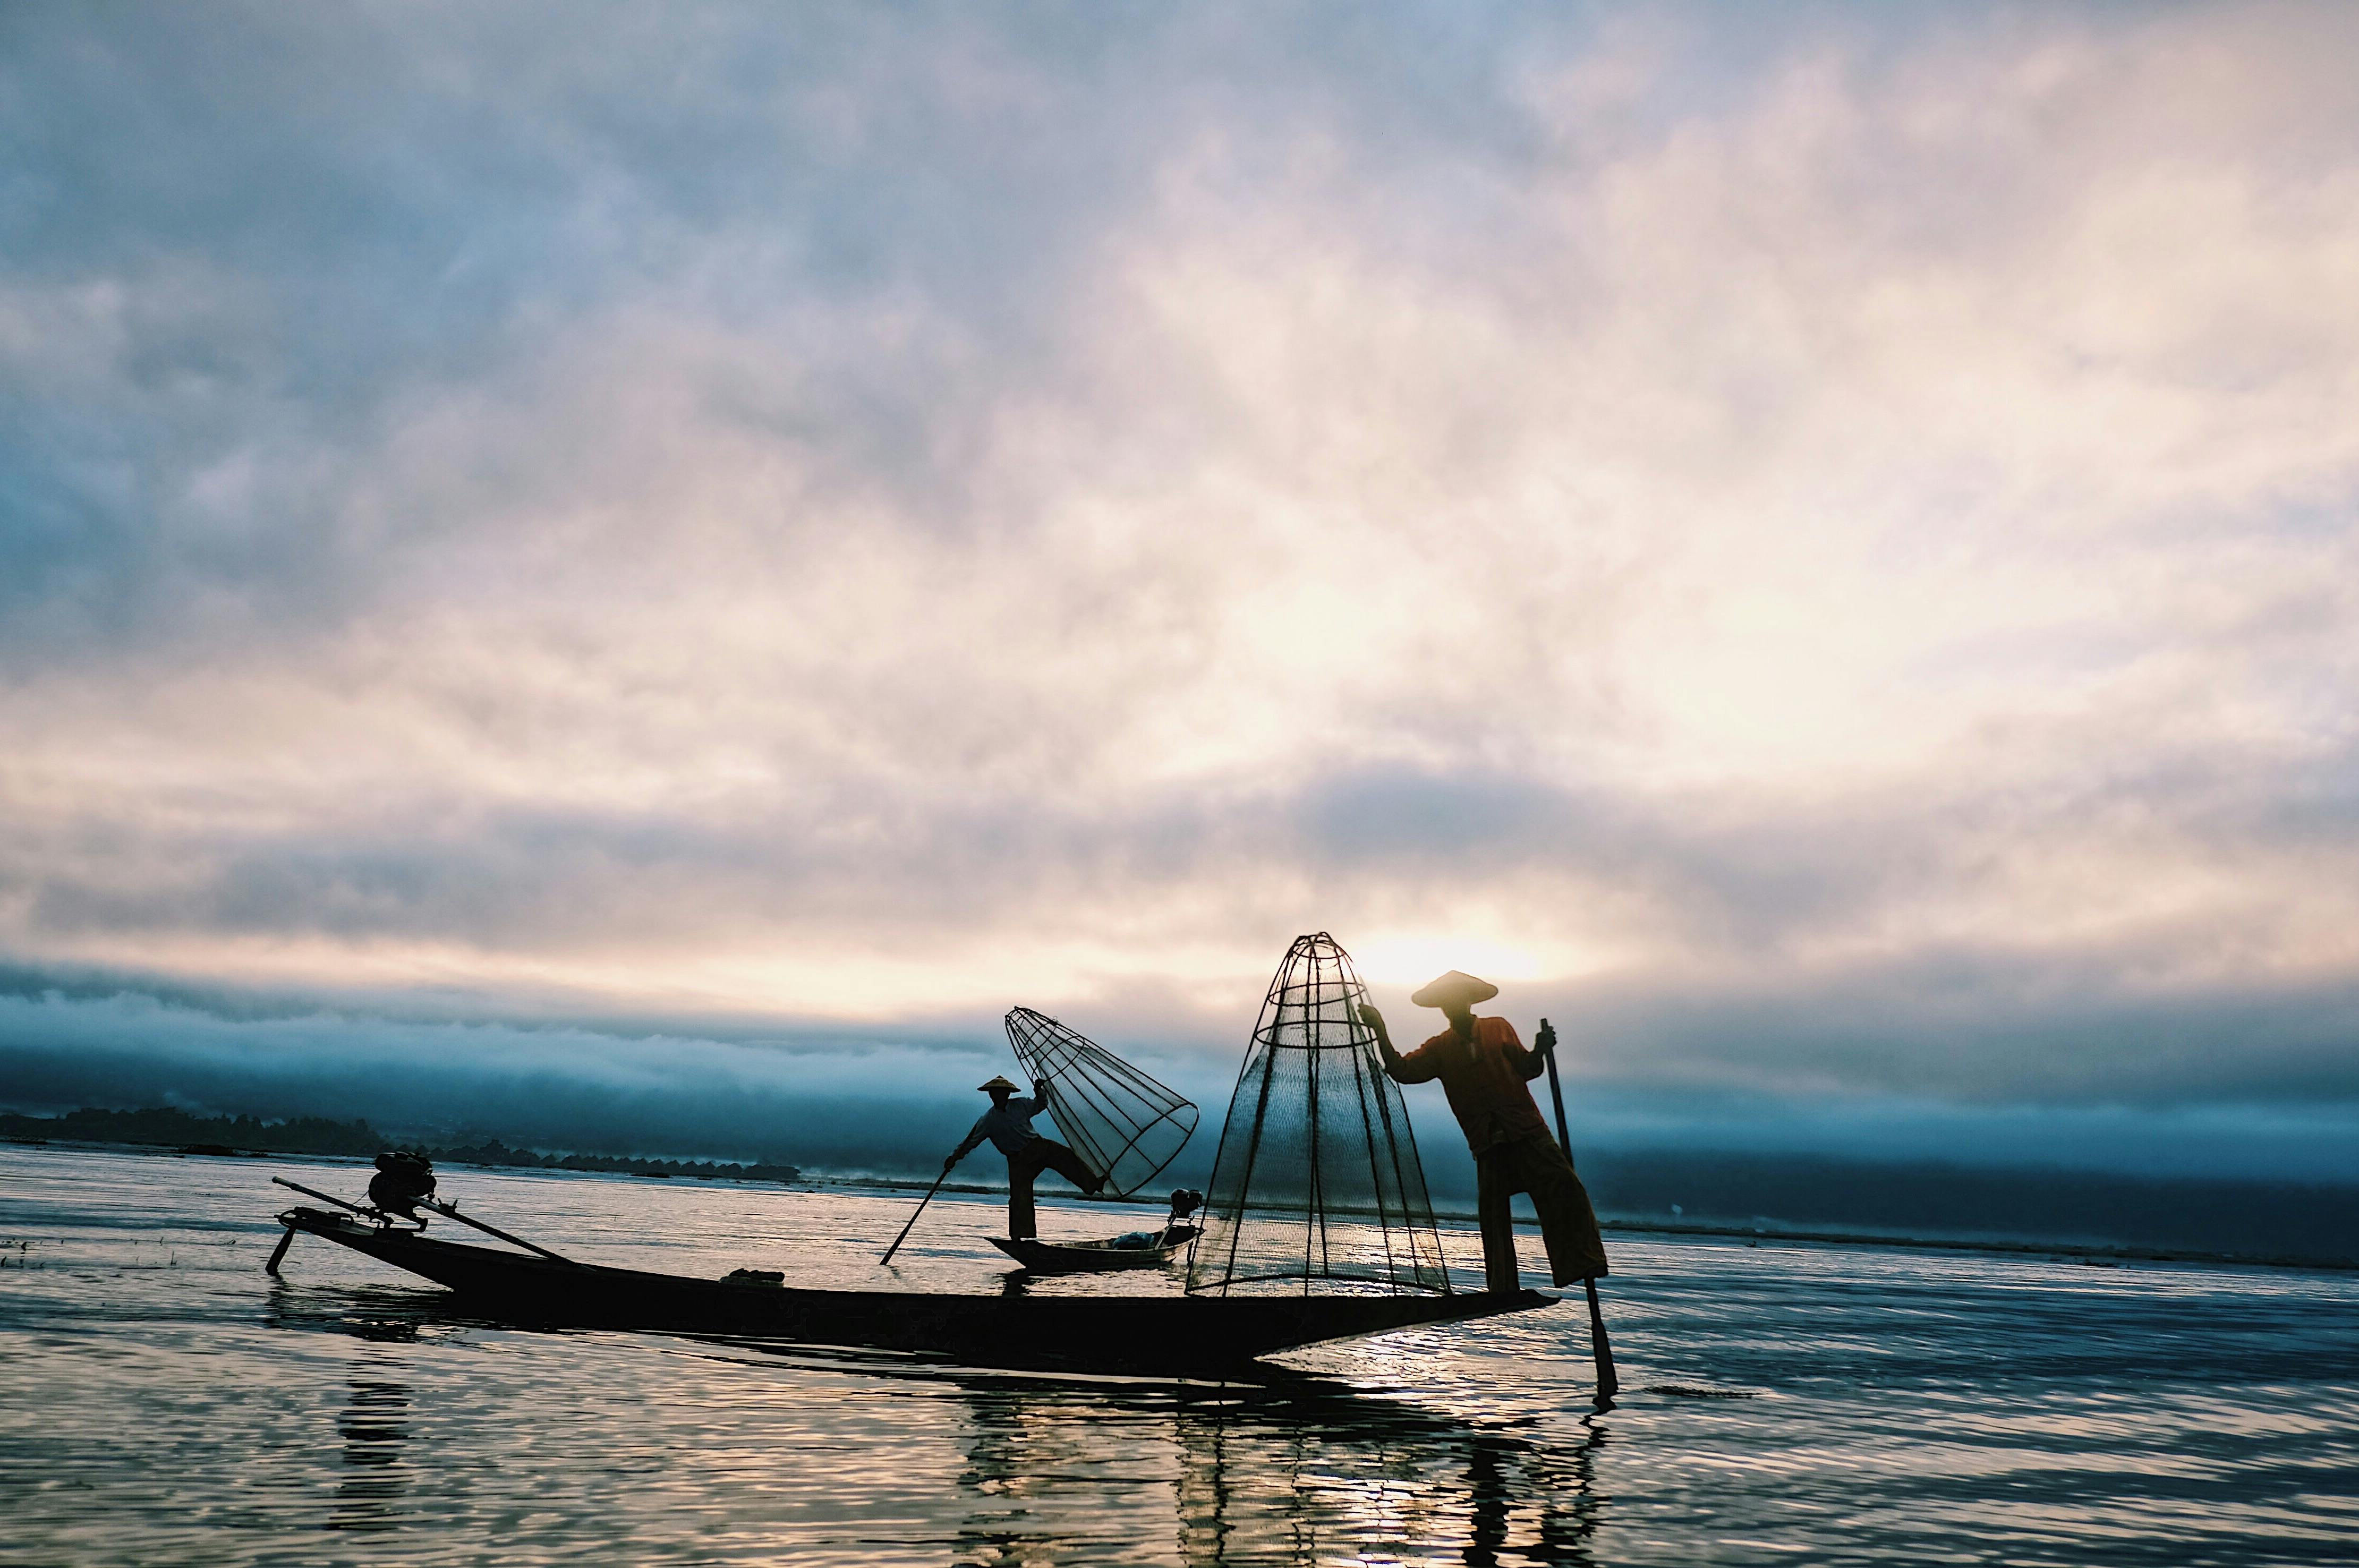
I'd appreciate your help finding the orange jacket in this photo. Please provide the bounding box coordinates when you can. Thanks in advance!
[1386,1015,1553,1155]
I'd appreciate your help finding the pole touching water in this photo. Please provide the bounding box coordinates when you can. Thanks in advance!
[1540,1019,1620,1405]
[880,1163,954,1266]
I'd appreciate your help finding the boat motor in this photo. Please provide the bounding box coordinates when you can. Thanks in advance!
[1158,1188,1205,1246]
[367,1151,437,1226]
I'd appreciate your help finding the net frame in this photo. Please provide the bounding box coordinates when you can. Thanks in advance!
[1002,1007,1200,1199]
[1186,933,1452,1296]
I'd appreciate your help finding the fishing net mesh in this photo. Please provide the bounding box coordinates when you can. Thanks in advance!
[1186,933,1452,1296]
[1003,1008,1199,1199]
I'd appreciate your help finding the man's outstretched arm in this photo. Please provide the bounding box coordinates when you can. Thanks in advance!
[1359,1003,1440,1083]
[944,1116,988,1171]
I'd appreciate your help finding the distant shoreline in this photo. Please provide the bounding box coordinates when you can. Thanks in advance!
[11,1132,2349,1275]
[0,1106,798,1184]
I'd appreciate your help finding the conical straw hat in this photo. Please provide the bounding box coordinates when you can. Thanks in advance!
[1410,970,1498,1009]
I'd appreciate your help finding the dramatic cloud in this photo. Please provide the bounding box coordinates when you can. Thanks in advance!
[4,3,2357,1177]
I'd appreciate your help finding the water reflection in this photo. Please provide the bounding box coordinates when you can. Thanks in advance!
[271,1276,1610,1565]
[1465,1419,1605,1568]
[18,1151,2359,1566]
[328,1375,413,1533]
[264,1274,480,1342]
[953,1371,1604,1566]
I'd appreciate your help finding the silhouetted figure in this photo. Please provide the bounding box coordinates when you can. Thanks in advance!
[947,1075,1104,1240]
[1362,971,1608,1292]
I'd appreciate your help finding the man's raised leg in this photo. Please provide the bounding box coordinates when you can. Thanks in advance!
[1040,1138,1104,1197]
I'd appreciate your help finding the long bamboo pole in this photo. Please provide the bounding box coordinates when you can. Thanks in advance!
[1540,1019,1620,1405]
[880,1164,954,1265]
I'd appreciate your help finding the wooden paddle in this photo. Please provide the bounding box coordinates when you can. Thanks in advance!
[880,1161,954,1265]
[1539,1018,1620,1404]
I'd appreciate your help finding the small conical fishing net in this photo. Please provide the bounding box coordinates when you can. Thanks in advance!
[1186,933,1452,1296]
[1002,1007,1199,1199]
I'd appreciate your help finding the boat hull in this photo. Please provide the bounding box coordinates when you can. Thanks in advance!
[276,1208,1549,1375]
[988,1229,1196,1273]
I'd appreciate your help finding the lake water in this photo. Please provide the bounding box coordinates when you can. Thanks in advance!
[3,1144,2355,1565]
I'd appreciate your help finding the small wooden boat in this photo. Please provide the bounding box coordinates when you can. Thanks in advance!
[271,1205,1549,1376]
[989,1224,1200,1273]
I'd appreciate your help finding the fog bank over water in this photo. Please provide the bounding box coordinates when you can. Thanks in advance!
[5,981,2354,1194]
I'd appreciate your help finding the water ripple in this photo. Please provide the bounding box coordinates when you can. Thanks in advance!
[5,1145,2356,1565]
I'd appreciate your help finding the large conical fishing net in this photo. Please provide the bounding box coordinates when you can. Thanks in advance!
[1186,933,1452,1296]
[1002,1007,1199,1199]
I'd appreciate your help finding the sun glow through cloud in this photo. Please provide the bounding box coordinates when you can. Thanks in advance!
[4,3,2359,1178]
[1350,938,1552,992]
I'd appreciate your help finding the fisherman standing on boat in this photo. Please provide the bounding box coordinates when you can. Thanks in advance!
[1360,972,1609,1292]
[946,1075,1106,1240]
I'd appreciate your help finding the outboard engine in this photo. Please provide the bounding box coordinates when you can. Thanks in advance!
[367,1151,437,1225]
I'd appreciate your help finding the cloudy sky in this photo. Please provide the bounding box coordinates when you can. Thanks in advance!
[5,2,2357,1181]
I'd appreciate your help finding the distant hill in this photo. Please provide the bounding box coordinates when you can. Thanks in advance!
[0,1106,798,1183]
[0,1105,385,1156]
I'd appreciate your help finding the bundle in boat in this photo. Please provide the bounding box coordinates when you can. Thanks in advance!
[1003,1006,1199,1199]
[1186,932,1452,1297]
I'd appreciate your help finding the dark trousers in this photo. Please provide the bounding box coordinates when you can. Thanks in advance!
[1007,1136,1100,1239]
[1476,1133,1609,1291]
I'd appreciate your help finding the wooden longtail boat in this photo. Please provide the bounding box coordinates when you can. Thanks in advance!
[272,1206,1549,1376]
[988,1224,1199,1273]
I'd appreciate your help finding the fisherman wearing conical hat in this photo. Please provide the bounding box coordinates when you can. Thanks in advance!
[945,1073,1106,1241]
[1360,972,1609,1292]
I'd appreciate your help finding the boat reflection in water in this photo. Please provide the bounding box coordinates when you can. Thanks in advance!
[267,1272,1600,1564]
[328,1375,413,1536]
[948,1281,1603,1567]
[951,1369,1606,1567]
